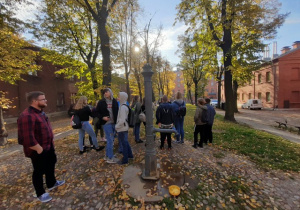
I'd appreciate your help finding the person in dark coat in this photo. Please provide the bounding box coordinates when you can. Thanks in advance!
[156,95,175,150]
[95,88,119,163]
[204,98,216,144]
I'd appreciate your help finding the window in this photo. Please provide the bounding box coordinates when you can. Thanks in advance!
[211,82,214,86]
[177,84,180,88]
[71,93,76,104]
[266,72,271,82]
[57,92,65,106]
[258,74,262,83]
[258,92,262,100]
[249,93,252,99]
[242,93,244,100]
[266,92,271,102]
[237,93,240,100]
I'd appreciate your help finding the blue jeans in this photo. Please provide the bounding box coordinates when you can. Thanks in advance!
[103,123,115,159]
[134,123,141,141]
[78,121,99,151]
[175,117,184,142]
[118,131,133,164]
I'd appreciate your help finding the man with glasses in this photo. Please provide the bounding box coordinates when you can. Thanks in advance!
[17,91,65,202]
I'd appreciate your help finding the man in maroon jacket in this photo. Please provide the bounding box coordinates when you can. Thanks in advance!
[17,91,65,202]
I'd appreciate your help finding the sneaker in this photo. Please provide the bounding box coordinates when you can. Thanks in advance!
[48,180,65,191]
[117,160,128,165]
[192,145,197,148]
[101,138,107,142]
[38,193,52,203]
[79,150,85,154]
[136,140,143,143]
[174,140,181,144]
[106,158,117,164]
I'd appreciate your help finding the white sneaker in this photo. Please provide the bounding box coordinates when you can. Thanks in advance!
[106,158,117,164]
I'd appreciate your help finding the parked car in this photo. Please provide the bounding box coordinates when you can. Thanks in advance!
[210,99,218,107]
[241,99,263,110]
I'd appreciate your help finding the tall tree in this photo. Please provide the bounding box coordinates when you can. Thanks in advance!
[110,0,139,101]
[177,0,287,121]
[33,0,101,100]
[79,0,119,87]
[0,0,40,145]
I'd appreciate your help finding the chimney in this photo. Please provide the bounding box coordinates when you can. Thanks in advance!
[292,41,300,49]
[281,46,291,54]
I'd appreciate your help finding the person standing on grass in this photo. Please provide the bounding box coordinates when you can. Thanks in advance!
[115,92,134,164]
[73,96,104,154]
[17,91,65,203]
[131,95,143,143]
[204,98,216,144]
[156,95,175,150]
[96,88,119,163]
[172,92,186,144]
[193,98,208,148]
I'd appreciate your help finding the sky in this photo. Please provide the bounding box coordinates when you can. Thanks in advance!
[18,0,300,66]
[138,0,300,65]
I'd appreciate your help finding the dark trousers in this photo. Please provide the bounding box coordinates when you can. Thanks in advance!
[160,133,172,149]
[194,124,206,147]
[205,124,213,143]
[30,149,57,197]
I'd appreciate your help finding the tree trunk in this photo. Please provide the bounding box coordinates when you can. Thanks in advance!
[89,65,99,101]
[233,80,238,113]
[188,88,193,104]
[0,108,8,146]
[194,80,198,105]
[223,43,235,121]
[124,63,130,102]
[98,20,111,87]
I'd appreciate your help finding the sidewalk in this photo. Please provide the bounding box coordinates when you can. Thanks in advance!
[216,109,300,144]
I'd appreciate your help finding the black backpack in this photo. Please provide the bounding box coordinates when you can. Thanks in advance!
[122,104,135,128]
[201,107,209,123]
[71,115,82,129]
[175,101,186,117]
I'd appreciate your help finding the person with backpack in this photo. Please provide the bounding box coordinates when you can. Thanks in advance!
[204,98,216,144]
[96,88,119,164]
[131,95,143,143]
[156,95,175,150]
[115,92,134,164]
[73,96,104,154]
[193,98,208,148]
[172,92,186,144]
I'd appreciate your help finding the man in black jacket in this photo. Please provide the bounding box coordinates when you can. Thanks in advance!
[96,88,119,163]
[156,95,175,150]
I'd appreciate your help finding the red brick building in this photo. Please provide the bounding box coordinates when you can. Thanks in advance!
[173,69,185,98]
[237,41,300,109]
[204,77,218,99]
[1,58,78,118]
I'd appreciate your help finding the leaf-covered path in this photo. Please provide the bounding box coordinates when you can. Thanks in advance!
[0,133,299,209]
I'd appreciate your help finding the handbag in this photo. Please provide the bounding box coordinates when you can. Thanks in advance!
[71,115,82,129]
[139,112,146,122]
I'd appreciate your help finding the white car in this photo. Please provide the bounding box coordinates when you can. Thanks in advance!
[241,99,263,110]
[210,99,218,107]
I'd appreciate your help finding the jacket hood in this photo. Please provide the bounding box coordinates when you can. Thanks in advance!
[104,88,114,100]
[175,99,184,104]
[119,92,128,104]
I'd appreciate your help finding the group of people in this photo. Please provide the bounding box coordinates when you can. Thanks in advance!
[17,90,216,203]
[155,92,216,150]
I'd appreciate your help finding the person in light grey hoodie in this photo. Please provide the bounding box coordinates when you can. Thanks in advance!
[116,92,133,164]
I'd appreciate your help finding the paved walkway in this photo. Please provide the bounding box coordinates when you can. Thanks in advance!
[216,109,300,144]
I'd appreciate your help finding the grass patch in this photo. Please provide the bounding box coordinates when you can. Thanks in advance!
[184,104,300,172]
